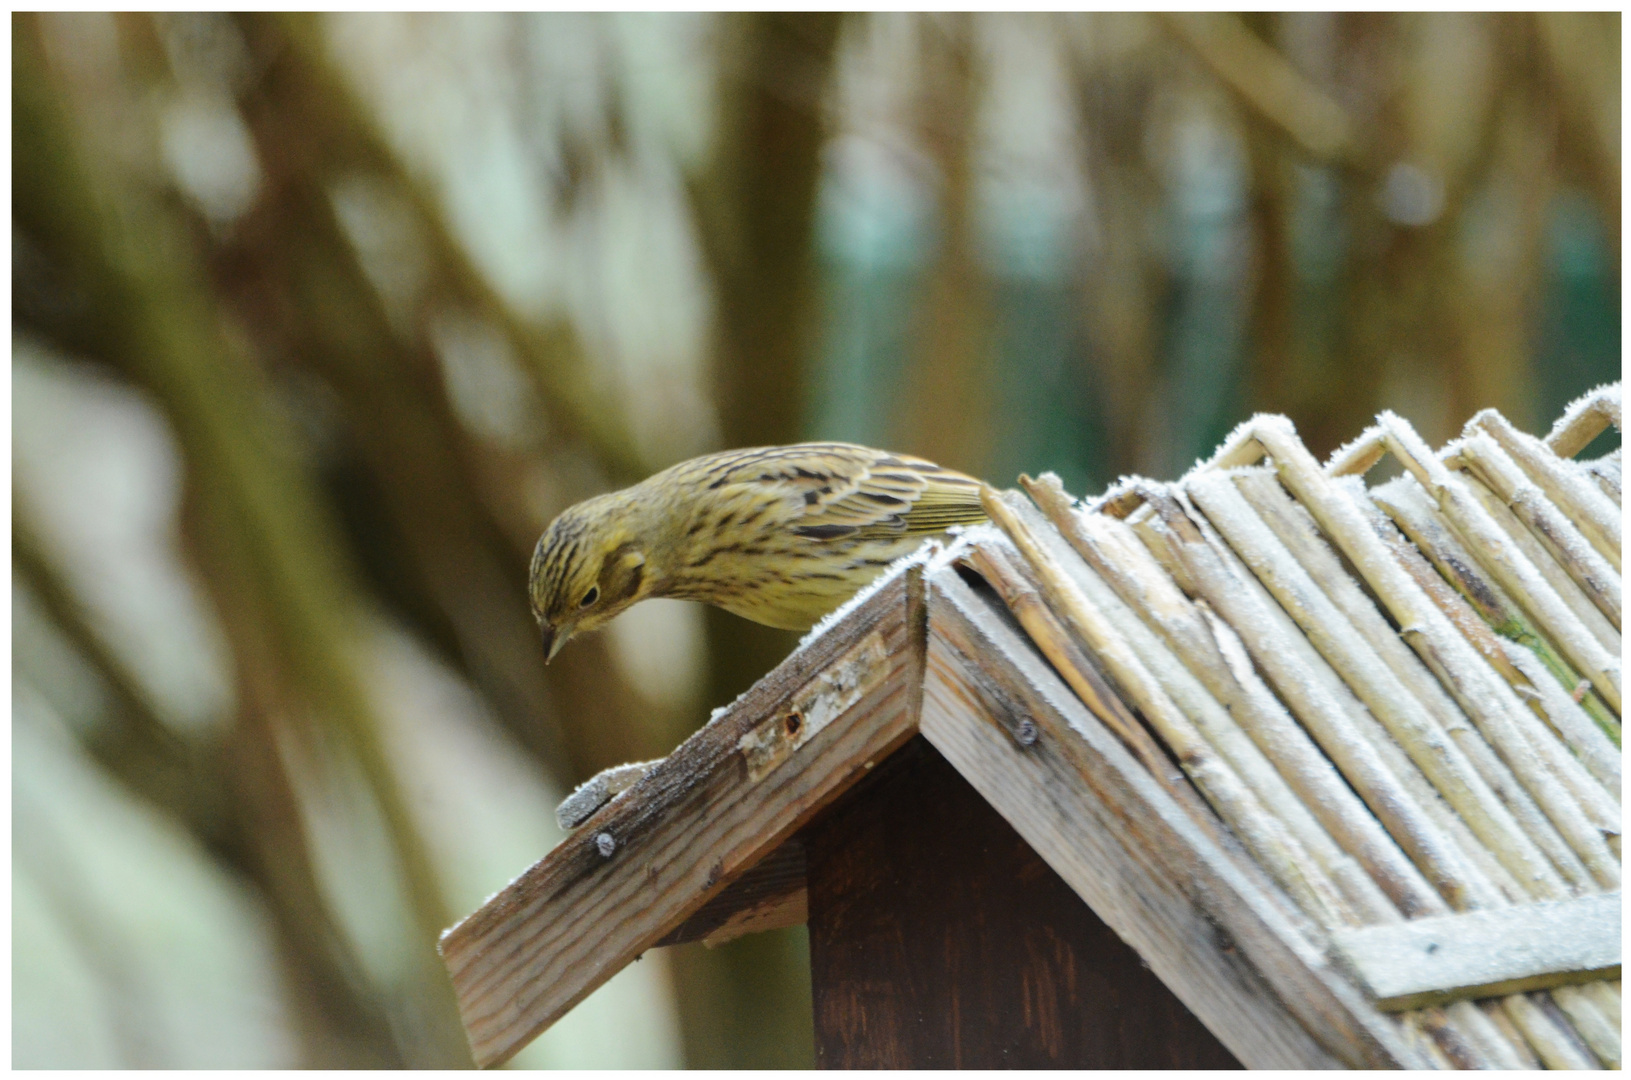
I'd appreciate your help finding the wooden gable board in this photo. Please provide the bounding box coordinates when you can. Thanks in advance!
[439,569,921,1068]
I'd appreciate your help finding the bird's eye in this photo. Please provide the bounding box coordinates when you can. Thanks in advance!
[579,586,599,609]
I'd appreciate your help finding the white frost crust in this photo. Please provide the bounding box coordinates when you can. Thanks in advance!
[1184,411,1288,477]
[1323,424,1387,477]
[1084,474,1151,516]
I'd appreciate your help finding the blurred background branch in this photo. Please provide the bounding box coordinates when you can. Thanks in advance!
[1162,12,1360,166]
[15,12,469,1064]
[13,10,1619,1069]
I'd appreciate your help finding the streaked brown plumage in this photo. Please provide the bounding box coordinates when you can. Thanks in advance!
[529,442,986,660]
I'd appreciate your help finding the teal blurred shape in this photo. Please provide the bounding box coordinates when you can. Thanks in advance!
[1535,188,1621,457]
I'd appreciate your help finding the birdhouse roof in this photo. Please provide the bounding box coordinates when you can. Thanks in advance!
[440,384,1622,1070]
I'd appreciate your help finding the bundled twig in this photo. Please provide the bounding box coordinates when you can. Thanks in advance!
[1544,383,1621,460]
[1000,408,1623,1067]
[1224,470,1546,900]
[979,486,1359,931]
[1468,409,1620,572]
[1451,432,1621,628]
[1374,477,1622,764]
[1176,472,1571,902]
[961,540,1177,787]
[1372,413,1621,713]
[1025,474,1444,919]
[989,480,1563,1066]
[1585,451,1621,503]
[1453,469,1621,653]
[1198,467,1623,1064]
[1238,419,1624,884]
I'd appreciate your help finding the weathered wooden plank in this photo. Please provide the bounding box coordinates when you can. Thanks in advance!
[807,734,1241,1069]
[439,570,921,1068]
[919,565,1428,1069]
[1331,893,1622,1011]
[654,839,806,948]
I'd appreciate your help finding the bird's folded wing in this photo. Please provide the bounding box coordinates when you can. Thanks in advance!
[706,443,985,541]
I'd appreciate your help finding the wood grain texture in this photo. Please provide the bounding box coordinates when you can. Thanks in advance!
[439,570,920,1067]
[919,565,1428,1069]
[807,734,1241,1069]
[1332,892,1622,1011]
[655,839,806,948]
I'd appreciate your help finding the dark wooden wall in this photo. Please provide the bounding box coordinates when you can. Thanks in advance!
[804,735,1241,1069]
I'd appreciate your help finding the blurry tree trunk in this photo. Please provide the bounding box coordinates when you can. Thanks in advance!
[1535,12,1620,268]
[1219,14,1515,454]
[1240,120,1302,431]
[1440,14,1555,434]
[680,10,842,1069]
[1394,13,1503,439]
[700,12,842,454]
[1067,14,1169,480]
[13,15,469,1065]
[193,500,410,1067]
[690,9,841,737]
[1336,65,1449,449]
[222,15,685,781]
[1236,12,1374,459]
[227,15,558,779]
[899,13,992,479]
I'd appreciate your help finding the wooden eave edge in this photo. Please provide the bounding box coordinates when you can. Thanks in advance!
[438,551,928,1068]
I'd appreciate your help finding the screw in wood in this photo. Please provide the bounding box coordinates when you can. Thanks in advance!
[595,832,617,857]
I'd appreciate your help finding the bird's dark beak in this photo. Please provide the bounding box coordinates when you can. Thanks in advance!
[540,622,570,663]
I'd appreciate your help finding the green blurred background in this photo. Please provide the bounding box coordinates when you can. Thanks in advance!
[11,12,1620,1068]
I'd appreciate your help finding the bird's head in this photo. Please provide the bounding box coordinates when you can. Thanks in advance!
[529,494,651,662]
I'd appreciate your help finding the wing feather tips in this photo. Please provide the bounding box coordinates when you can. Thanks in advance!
[793,523,859,540]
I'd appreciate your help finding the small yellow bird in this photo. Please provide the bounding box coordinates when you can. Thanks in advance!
[530,442,986,660]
